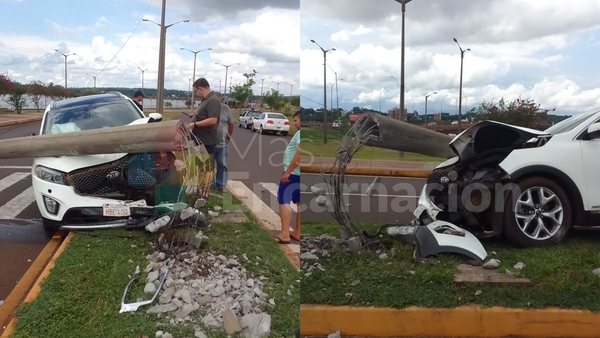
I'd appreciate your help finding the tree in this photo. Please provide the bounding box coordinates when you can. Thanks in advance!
[0,74,13,95]
[228,70,257,107]
[263,89,286,111]
[5,82,28,114]
[473,97,553,129]
[289,95,300,107]
[28,80,47,111]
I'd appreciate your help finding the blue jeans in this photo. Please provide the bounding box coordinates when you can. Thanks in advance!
[212,145,228,189]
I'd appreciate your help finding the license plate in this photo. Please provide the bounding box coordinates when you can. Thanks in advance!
[413,204,425,218]
[103,204,131,217]
[276,126,281,129]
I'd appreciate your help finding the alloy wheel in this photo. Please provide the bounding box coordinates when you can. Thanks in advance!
[514,186,563,241]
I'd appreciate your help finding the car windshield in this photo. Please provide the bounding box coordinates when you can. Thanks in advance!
[267,113,286,119]
[42,100,144,135]
[543,110,600,135]
[249,112,261,117]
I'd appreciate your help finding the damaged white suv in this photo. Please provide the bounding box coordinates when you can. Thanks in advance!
[415,109,600,247]
[31,92,195,232]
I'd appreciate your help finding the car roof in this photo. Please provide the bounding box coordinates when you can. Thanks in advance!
[49,92,129,110]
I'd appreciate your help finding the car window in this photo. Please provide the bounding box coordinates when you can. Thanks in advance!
[544,110,600,135]
[43,100,143,135]
[267,113,286,119]
[250,112,261,118]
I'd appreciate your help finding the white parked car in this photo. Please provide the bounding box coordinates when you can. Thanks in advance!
[238,109,262,129]
[415,110,600,248]
[31,92,196,232]
[251,112,290,136]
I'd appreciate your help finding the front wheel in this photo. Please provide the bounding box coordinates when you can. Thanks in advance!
[251,124,256,132]
[503,176,572,247]
[260,125,266,134]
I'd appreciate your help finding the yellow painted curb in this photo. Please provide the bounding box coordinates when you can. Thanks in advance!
[1,232,74,338]
[300,304,600,338]
[0,116,42,128]
[300,165,431,178]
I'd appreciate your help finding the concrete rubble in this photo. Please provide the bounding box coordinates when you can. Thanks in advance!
[141,230,272,338]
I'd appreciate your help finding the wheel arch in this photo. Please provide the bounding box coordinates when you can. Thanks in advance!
[508,165,586,224]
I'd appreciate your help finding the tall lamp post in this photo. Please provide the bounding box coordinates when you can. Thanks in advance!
[260,76,271,108]
[181,47,212,111]
[311,39,335,144]
[86,73,97,89]
[273,81,281,92]
[424,91,437,126]
[390,76,401,118]
[137,67,148,91]
[379,87,386,113]
[55,49,76,89]
[440,94,447,114]
[453,37,470,133]
[285,82,295,96]
[215,62,240,101]
[327,64,339,120]
[143,8,189,115]
[394,0,412,158]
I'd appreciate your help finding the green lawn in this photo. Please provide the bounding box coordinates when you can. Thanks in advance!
[10,192,300,338]
[300,221,600,311]
[300,128,445,161]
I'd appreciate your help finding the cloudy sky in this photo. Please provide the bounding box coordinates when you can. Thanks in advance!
[300,0,600,116]
[0,0,299,97]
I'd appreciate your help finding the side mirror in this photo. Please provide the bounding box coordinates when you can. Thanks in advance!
[586,122,600,139]
[148,113,163,122]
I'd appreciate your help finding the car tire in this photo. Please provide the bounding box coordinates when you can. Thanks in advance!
[260,125,266,134]
[282,131,288,136]
[245,123,250,129]
[251,124,256,132]
[503,176,572,247]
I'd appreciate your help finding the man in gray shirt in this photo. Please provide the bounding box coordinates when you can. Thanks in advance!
[212,92,235,192]
[188,78,220,155]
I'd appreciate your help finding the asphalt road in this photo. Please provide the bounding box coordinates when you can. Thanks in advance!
[300,173,426,225]
[0,117,294,302]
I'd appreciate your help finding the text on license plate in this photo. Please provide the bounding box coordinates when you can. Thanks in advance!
[103,204,131,217]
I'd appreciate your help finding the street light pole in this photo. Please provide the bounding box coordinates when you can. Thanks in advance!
[86,73,96,89]
[395,0,412,158]
[440,94,447,114]
[55,49,76,89]
[311,39,335,145]
[390,76,401,118]
[181,47,212,111]
[143,8,189,114]
[454,37,470,133]
[327,64,339,120]
[424,91,437,126]
[137,67,148,91]
[260,76,271,108]
[379,87,386,113]
[215,62,240,101]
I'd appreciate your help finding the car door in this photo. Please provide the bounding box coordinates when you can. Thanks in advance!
[256,113,265,128]
[580,121,600,211]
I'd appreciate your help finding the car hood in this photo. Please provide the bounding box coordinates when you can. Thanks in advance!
[448,120,550,160]
[33,117,151,173]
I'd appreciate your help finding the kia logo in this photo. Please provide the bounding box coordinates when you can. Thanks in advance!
[107,171,120,180]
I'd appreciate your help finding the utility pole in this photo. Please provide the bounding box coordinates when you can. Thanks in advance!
[424,91,437,127]
[86,73,96,89]
[260,76,271,108]
[454,37,470,133]
[328,64,339,120]
[55,49,76,89]
[311,39,335,145]
[215,63,240,101]
[137,67,148,91]
[394,0,412,158]
[181,47,212,111]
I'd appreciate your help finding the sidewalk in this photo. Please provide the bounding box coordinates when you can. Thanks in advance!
[300,156,441,178]
[0,113,43,128]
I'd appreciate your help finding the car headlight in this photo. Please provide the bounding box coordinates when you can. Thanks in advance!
[35,165,68,185]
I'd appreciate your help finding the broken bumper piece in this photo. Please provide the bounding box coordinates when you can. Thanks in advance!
[119,265,168,313]
[414,220,487,263]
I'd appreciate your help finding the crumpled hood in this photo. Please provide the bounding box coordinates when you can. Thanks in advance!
[448,120,550,160]
[33,117,151,173]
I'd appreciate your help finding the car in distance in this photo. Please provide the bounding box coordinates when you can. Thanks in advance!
[238,109,262,129]
[251,112,290,135]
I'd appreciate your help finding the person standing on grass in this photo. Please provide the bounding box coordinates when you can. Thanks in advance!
[273,110,301,244]
[212,91,234,192]
[188,78,220,155]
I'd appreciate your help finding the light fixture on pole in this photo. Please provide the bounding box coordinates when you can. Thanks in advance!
[286,82,295,96]
[55,49,76,89]
[394,0,412,158]
[311,39,335,145]
[143,11,189,115]
[86,73,97,89]
[137,67,148,91]
[215,62,240,101]
[180,47,212,111]
[424,91,437,126]
[260,76,271,108]
[272,81,281,92]
[453,37,470,133]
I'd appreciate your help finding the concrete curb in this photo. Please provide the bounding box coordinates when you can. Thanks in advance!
[300,165,432,178]
[1,232,74,337]
[300,304,600,337]
[0,115,42,128]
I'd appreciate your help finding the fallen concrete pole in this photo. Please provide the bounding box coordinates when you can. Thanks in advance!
[0,120,188,160]
[352,113,456,159]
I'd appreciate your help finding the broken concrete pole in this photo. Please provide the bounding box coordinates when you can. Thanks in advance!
[0,120,187,159]
[351,113,456,159]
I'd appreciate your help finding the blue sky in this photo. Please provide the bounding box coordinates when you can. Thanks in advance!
[0,0,299,96]
[300,0,600,116]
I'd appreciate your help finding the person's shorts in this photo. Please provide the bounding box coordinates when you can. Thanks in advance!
[277,173,300,205]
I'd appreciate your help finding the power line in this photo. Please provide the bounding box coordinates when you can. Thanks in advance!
[83,0,154,88]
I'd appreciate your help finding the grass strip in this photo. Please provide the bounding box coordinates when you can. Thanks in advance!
[300,221,600,311]
[9,192,299,338]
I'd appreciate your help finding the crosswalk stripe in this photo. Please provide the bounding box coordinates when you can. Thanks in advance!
[0,186,36,219]
[0,172,30,192]
[259,182,298,212]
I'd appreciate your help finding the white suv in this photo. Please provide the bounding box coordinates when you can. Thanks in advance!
[416,110,600,247]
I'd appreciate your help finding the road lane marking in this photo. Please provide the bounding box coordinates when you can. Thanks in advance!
[0,166,32,169]
[0,172,30,192]
[259,182,298,212]
[0,186,35,219]
[300,191,419,198]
